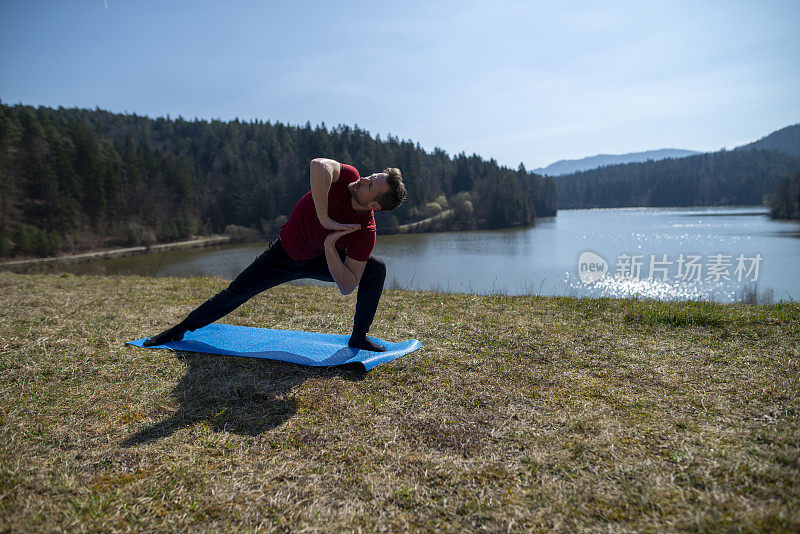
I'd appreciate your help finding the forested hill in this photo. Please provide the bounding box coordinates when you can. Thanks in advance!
[0,103,555,258]
[736,124,800,157]
[554,148,800,209]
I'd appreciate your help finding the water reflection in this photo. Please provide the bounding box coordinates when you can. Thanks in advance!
[562,272,733,302]
[19,205,800,302]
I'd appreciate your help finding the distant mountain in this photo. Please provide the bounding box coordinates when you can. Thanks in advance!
[543,123,800,210]
[735,124,800,157]
[533,148,701,176]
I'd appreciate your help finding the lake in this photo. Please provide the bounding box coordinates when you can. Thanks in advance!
[59,206,800,303]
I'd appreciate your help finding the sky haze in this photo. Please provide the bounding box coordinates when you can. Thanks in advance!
[1,0,798,169]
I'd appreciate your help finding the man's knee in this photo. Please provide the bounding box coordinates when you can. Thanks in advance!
[363,256,386,284]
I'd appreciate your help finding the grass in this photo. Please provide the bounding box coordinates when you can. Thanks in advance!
[1,272,798,532]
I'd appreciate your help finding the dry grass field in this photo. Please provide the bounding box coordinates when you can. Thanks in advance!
[1,272,798,532]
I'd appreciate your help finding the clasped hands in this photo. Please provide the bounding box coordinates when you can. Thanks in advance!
[322,218,360,248]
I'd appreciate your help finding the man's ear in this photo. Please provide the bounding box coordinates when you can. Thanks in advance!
[369,201,382,211]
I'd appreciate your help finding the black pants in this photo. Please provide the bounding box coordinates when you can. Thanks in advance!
[178,239,386,337]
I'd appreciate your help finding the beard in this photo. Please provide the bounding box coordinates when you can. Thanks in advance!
[349,184,366,205]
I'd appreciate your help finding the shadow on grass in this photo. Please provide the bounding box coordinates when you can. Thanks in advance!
[121,352,366,447]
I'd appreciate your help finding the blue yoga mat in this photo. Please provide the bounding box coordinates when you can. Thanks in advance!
[127,323,422,370]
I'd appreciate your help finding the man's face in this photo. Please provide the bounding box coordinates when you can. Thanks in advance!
[348,172,390,210]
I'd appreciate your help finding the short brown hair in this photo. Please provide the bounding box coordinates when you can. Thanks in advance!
[377,167,406,211]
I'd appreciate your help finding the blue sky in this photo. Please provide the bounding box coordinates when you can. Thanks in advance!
[1,0,798,169]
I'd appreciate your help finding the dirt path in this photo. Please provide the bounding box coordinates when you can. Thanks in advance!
[4,210,455,268]
[397,209,454,233]
[0,235,233,269]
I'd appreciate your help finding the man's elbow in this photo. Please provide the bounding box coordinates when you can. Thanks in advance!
[338,277,359,295]
[311,158,334,173]
[339,284,356,296]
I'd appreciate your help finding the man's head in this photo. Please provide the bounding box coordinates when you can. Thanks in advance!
[348,167,406,211]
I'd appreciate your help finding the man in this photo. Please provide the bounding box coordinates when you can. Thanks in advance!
[143,158,407,352]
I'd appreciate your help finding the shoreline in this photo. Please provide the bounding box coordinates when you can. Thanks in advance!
[1,205,776,267]
[0,234,234,269]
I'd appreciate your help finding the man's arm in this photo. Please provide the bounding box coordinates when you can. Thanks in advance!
[310,158,359,231]
[324,228,367,295]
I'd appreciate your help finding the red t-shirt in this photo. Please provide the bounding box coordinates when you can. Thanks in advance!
[279,163,377,262]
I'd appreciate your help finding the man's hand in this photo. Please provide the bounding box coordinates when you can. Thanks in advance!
[321,218,361,232]
[324,226,359,248]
